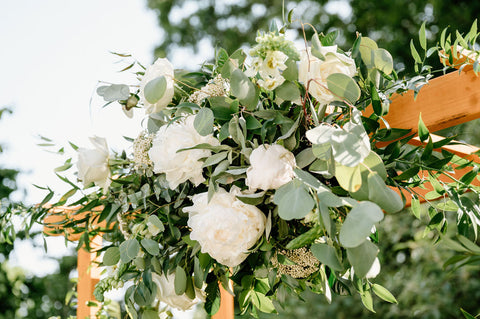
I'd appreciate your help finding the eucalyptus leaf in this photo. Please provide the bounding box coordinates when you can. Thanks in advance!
[231,69,257,110]
[346,240,379,278]
[194,108,215,136]
[274,179,315,220]
[339,201,384,248]
[367,172,404,213]
[144,76,167,104]
[141,238,160,256]
[97,84,130,102]
[174,266,187,295]
[311,243,343,271]
[276,81,300,101]
[119,239,140,264]
[103,247,120,266]
[335,163,362,193]
[326,73,361,104]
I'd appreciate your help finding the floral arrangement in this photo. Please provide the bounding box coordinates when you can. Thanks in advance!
[23,15,480,318]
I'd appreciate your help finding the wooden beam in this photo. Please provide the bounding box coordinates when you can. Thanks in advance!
[77,236,102,318]
[375,67,480,134]
[212,284,235,319]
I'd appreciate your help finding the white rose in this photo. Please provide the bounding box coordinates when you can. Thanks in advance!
[148,115,219,190]
[246,144,296,190]
[77,136,110,189]
[184,187,266,267]
[152,272,204,311]
[299,46,356,105]
[139,58,175,114]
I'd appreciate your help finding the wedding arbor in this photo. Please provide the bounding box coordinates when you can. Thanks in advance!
[43,59,480,318]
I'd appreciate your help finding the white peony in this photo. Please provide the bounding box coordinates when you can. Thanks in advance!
[148,115,219,190]
[77,136,110,189]
[139,58,175,114]
[184,187,266,267]
[299,45,356,105]
[246,144,296,190]
[152,272,204,311]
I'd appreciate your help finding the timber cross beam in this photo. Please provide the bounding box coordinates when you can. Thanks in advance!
[43,64,480,319]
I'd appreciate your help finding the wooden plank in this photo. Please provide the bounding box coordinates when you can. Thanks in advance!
[77,236,102,318]
[375,67,480,134]
[212,284,234,319]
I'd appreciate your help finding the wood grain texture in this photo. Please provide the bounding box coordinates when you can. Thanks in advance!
[377,68,480,133]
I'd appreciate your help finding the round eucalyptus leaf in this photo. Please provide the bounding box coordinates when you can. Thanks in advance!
[339,201,384,248]
[276,81,300,101]
[103,247,120,266]
[346,240,379,278]
[141,238,160,256]
[367,172,404,213]
[194,108,214,136]
[335,163,362,192]
[326,73,361,104]
[144,76,167,104]
[374,48,394,75]
[311,243,344,271]
[119,238,140,264]
[273,179,315,220]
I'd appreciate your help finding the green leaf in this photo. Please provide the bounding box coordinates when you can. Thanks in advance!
[359,37,378,68]
[373,49,393,75]
[372,284,397,304]
[326,73,361,104]
[236,191,266,205]
[296,148,316,168]
[411,197,422,219]
[417,113,429,142]
[231,69,257,110]
[276,81,300,101]
[142,310,160,319]
[282,59,298,81]
[340,201,384,248]
[367,172,404,213]
[346,240,379,278]
[103,247,120,266]
[251,291,276,313]
[273,179,315,220]
[194,257,204,289]
[119,239,140,264]
[335,163,362,192]
[360,290,376,313]
[419,21,427,50]
[202,151,228,168]
[410,40,422,64]
[144,76,167,104]
[311,243,343,271]
[461,309,477,319]
[205,281,221,315]
[363,151,387,180]
[141,238,160,256]
[285,226,321,249]
[174,266,187,295]
[148,215,165,233]
[194,108,214,136]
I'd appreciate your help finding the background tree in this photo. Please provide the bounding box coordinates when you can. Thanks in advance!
[0,108,76,319]
[146,0,480,72]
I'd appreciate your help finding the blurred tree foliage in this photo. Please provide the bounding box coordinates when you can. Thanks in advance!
[146,0,480,72]
[236,211,480,319]
[0,108,76,319]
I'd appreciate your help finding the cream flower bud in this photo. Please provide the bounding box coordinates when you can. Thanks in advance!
[148,115,219,190]
[77,136,110,189]
[184,187,266,267]
[139,58,175,114]
[246,144,296,190]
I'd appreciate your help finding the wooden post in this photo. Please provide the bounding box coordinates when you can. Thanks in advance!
[77,236,102,318]
[212,285,235,319]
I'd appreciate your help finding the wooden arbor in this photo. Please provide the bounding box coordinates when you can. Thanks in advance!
[44,64,480,319]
